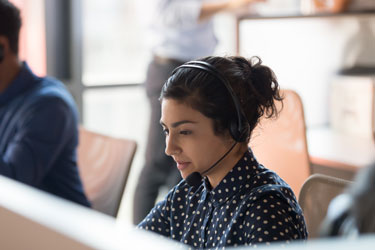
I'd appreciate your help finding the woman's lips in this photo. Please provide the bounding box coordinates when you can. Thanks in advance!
[176,161,190,171]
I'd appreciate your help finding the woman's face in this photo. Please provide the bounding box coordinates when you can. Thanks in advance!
[160,98,232,180]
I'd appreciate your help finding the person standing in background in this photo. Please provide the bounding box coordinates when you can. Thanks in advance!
[133,0,266,224]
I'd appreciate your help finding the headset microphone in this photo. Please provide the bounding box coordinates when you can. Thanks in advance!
[185,142,237,188]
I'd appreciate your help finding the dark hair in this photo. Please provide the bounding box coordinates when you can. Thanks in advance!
[0,0,21,54]
[160,55,283,141]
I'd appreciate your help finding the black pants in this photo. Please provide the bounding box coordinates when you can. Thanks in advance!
[133,58,184,224]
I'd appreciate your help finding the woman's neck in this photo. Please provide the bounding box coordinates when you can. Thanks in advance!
[206,143,248,189]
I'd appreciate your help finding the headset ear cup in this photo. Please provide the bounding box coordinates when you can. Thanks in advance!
[230,116,249,142]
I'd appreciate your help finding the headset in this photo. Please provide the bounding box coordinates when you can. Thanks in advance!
[171,60,250,187]
[0,45,4,63]
[171,60,249,142]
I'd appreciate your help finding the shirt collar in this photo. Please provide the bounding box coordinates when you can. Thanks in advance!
[203,148,259,207]
[0,62,39,105]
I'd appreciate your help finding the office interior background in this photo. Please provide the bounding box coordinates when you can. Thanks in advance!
[5,0,375,245]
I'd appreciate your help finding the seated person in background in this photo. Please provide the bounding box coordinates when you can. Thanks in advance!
[320,162,375,236]
[138,55,308,248]
[0,0,90,207]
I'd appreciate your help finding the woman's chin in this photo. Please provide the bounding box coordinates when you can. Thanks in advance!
[180,170,196,180]
[180,171,188,180]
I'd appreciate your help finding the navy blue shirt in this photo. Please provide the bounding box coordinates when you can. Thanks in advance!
[138,149,307,248]
[0,62,90,207]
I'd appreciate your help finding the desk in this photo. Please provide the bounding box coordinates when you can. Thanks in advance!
[307,127,375,179]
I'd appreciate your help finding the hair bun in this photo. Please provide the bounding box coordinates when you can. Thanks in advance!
[228,56,282,133]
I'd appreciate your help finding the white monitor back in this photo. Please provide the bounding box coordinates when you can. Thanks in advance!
[0,175,181,250]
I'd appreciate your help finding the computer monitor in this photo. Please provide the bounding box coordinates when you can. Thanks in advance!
[0,175,181,249]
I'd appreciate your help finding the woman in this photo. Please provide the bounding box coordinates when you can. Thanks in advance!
[138,56,308,248]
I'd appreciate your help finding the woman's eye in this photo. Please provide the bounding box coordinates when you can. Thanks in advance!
[162,129,169,136]
[180,130,191,135]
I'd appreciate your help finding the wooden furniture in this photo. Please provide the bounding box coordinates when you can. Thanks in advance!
[77,127,137,217]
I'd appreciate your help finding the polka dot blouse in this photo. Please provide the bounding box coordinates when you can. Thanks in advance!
[138,148,308,248]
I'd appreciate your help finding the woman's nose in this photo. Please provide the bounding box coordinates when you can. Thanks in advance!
[165,134,180,156]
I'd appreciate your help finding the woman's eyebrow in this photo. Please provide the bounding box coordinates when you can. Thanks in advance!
[160,120,197,128]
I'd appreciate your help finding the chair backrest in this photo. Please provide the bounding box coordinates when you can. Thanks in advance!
[77,127,137,217]
[298,173,352,238]
[249,89,310,197]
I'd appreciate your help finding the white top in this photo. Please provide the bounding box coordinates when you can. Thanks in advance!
[146,0,218,61]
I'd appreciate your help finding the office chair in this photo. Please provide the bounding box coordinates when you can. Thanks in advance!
[298,173,352,238]
[77,127,137,217]
[249,89,310,197]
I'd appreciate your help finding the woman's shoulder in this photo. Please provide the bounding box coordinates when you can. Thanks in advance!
[243,166,300,209]
[242,168,307,235]
[248,165,294,193]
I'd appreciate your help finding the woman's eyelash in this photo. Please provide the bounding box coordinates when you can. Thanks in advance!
[162,128,191,136]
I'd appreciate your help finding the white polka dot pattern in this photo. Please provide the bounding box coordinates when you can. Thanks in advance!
[138,148,308,248]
